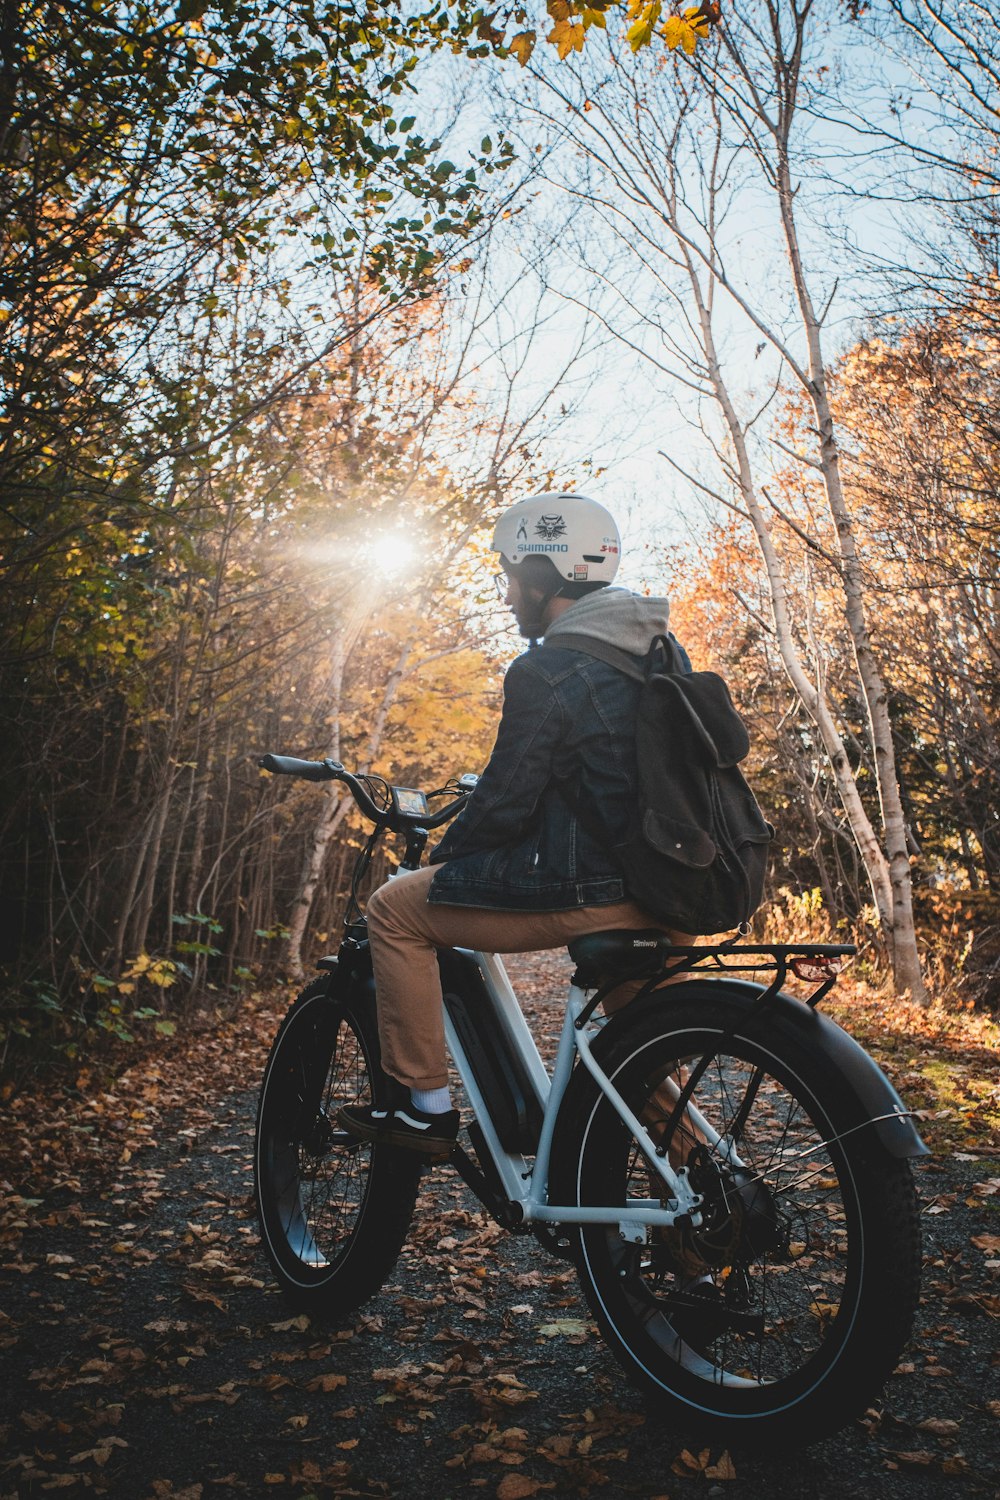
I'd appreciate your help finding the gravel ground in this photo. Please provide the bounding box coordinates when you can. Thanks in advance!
[2,953,999,1499]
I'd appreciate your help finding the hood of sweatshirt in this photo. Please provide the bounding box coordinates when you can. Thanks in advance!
[542,586,669,657]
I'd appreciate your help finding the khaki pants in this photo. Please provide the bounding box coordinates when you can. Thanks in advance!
[366,864,689,1090]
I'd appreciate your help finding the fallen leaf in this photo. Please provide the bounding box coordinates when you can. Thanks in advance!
[672,1447,712,1476]
[496,1476,552,1500]
[705,1449,738,1480]
[536,1319,589,1337]
[305,1373,347,1392]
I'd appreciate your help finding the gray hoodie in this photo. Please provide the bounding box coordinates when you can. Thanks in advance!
[543,586,670,656]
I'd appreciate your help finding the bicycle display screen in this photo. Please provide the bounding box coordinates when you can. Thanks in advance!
[393,786,429,818]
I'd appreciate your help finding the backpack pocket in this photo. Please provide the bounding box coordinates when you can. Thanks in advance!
[642,809,716,869]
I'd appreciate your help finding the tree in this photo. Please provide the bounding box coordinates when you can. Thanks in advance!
[830,315,1000,892]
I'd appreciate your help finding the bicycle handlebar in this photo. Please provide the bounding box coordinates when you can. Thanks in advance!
[260,754,343,782]
[258,754,469,829]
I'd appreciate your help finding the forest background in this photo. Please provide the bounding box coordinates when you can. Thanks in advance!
[1,0,998,1075]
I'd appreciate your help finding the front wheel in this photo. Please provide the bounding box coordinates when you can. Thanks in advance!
[254,976,421,1317]
[552,996,922,1447]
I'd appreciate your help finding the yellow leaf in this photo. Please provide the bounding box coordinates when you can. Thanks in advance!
[547,17,586,58]
[626,1,661,50]
[508,30,535,65]
[546,0,571,19]
[582,7,607,27]
[625,17,651,49]
[660,8,710,52]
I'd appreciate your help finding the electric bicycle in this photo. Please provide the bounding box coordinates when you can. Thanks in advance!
[253,754,926,1445]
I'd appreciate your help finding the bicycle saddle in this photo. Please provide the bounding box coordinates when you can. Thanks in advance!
[568,929,674,986]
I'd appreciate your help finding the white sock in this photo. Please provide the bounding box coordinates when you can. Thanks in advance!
[410,1086,453,1114]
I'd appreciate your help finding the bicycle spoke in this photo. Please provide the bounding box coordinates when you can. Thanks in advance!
[615,1044,855,1387]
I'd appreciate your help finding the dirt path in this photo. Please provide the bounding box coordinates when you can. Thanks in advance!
[2,955,999,1499]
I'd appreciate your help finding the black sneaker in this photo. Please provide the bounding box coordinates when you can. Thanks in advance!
[337,1103,460,1160]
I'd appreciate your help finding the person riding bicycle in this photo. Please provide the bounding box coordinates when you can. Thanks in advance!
[339,493,691,1159]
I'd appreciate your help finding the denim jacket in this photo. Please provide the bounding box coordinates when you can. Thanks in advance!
[428,643,646,911]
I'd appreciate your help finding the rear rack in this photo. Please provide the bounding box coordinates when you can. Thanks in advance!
[575,943,856,1029]
[644,943,854,992]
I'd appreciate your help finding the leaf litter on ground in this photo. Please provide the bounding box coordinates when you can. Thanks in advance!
[1,950,999,1497]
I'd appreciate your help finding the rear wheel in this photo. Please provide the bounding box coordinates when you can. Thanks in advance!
[254,977,421,1317]
[553,996,921,1446]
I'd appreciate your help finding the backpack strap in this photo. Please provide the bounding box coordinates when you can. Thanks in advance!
[540,631,646,681]
[542,630,689,681]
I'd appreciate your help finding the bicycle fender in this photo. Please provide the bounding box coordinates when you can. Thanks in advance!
[323,943,373,1002]
[597,978,930,1160]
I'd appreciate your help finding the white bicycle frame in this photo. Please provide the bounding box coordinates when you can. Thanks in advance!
[442,949,743,1236]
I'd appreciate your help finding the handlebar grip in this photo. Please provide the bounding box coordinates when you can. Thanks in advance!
[259,754,344,781]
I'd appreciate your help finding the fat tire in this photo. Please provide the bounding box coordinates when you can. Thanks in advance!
[254,976,421,1318]
[550,993,922,1447]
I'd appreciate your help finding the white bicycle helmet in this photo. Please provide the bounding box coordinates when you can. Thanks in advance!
[492,492,621,592]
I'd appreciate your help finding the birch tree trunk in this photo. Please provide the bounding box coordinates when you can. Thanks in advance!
[745,8,927,1000]
[681,233,898,941]
[283,617,413,979]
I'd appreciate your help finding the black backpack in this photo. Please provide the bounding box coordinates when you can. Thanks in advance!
[544,632,774,935]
